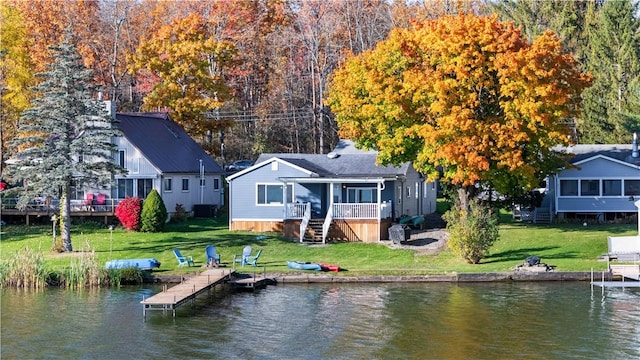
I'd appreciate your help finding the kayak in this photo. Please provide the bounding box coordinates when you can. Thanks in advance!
[287,261,321,271]
[319,263,341,272]
[105,258,161,271]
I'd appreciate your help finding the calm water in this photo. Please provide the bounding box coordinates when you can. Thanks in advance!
[1,281,639,359]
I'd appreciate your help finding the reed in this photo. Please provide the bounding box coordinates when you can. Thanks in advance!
[63,240,105,289]
[0,246,49,289]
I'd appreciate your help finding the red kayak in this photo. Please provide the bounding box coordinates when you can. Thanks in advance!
[320,263,340,272]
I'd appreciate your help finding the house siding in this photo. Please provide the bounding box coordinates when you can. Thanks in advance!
[228,161,310,221]
[554,155,640,214]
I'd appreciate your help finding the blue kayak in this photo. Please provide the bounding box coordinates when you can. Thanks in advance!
[105,258,161,271]
[287,261,321,271]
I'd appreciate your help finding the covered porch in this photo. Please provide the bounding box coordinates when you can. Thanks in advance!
[281,176,395,243]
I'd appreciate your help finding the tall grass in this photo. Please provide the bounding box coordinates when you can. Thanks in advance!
[63,240,105,288]
[0,246,49,289]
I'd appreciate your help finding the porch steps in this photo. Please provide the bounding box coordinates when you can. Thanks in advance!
[303,219,324,242]
[533,208,551,224]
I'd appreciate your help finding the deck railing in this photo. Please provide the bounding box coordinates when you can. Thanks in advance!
[1,196,120,213]
[332,203,378,219]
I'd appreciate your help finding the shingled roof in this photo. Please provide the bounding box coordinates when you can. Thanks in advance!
[564,144,640,167]
[116,112,222,174]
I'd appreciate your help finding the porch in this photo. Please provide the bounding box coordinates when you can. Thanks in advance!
[1,196,120,225]
[283,201,393,243]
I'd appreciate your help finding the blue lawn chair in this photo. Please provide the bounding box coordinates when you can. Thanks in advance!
[205,244,221,265]
[173,248,194,267]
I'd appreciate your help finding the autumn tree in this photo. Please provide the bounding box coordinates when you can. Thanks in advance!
[6,34,122,252]
[129,12,237,140]
[327,14,591,210]
[0,2,36,174]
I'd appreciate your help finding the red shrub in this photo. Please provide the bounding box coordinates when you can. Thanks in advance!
[115,197,143,231]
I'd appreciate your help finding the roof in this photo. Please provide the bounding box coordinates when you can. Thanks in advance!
[116,112,222,174]
[253,152,413,178]
[562,144,640,167]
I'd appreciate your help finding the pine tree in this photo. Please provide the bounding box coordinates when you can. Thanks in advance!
[579,0,640,143]
[7,31,122,252]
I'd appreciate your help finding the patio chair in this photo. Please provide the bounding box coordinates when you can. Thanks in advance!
[233,245,253,267]
[173,248,194,267]
[83,193,94,210]
[95,193,107,211]
[205,244,221,266]
[244,249,262,267]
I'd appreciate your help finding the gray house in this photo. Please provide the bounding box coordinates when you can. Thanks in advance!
[226,140,437,243]
[542,133,640,223]
[108,112,224,218]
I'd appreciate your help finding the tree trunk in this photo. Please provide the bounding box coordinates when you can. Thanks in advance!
[60,187,72,252]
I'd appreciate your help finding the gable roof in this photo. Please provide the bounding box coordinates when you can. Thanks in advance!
[252,152,413,178]
[563,144,640,167]
[116,112,222,174]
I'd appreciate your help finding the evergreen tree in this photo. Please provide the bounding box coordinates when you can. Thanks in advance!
[579,0,640,143]
[6,31,122,252]
[140,189,168,232]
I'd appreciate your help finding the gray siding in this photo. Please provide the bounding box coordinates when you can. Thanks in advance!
[229,161,310,220]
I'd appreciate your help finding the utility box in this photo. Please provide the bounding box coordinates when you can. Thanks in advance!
[389,224,410,244]
[193,204,218,218]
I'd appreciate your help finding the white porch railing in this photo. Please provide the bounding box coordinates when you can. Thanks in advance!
[322,205,334,244]
[286,202,309,219]
[332,203,378,219]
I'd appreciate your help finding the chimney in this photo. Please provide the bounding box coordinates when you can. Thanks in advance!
[633,133,639,158]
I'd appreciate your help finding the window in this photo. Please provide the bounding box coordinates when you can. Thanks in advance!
[415,183,419,199]
[580,180,599,196]
[137,179,153,198]
[115,179,134,198]
[602,180,622,196]
[213,178,220,191]
[131,157,139,174]
[182,178,189,191]
[560,180,578,196]
[118,150,126,168]
[257,183,293,205]
[625,179,640,196]
[406,186,411,198]
[200,178,205,187]
[346,187,377,203]
[164,178,173,192]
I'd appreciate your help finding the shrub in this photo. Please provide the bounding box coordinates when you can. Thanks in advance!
[442,199,499,264]
[115,197,143,231]
[171,203,189,223]
[140,189,168,232]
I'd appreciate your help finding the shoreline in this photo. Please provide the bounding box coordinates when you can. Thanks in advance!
[145,270,609,284]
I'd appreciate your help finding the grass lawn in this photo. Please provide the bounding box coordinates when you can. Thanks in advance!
[0,212,636,276]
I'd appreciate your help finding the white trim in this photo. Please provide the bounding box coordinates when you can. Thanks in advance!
[572,154,640,169]
[226,157,316,181]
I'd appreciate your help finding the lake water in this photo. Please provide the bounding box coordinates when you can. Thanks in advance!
[1,281,639,359]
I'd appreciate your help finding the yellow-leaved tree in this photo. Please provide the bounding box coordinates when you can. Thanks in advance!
[129,13,237,140]
[327,14,591,209]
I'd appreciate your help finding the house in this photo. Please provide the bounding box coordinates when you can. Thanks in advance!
[108,112,224,218]
[2,103,223,224]
[539,133,640,224]
[225,140,438,243]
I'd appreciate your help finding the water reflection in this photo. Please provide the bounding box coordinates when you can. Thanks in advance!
[2,282,638,359]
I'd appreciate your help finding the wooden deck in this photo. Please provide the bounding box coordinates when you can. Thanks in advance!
[230,273,275,290]
[141,269,234,317]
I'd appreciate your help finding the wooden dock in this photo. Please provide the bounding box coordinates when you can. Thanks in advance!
[141,269,234,317]
[230,273,275,290]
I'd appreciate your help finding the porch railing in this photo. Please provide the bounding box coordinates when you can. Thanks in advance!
[286,202,309,219]
[299,204,311,243]
[332,203,378,219]
[322,205,334,244]
[1,196,119,213]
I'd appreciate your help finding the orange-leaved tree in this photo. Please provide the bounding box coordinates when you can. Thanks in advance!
[327,14,592,209]
[129,12,237,140]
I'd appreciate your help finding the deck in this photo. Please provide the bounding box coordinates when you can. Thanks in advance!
[590,267,640,289]
[141,269,234,317]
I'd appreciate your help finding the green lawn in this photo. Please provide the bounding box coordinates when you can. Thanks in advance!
[0,213,636,276]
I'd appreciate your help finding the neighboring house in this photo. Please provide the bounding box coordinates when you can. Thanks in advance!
[226,140,437,243]
[538,133,640,224]
[108,112,224,218]
[3,108,224,223]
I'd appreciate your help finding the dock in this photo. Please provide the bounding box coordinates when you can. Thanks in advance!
[590,267,640,289]
[230,273,275,290]
[141,268,234,317]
